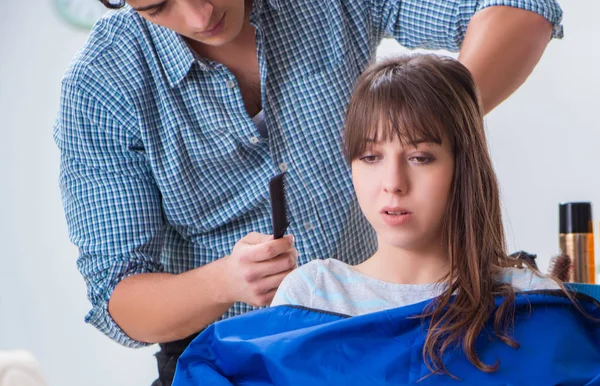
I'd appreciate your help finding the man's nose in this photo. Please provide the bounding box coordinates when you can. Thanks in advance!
[181,0,214,30]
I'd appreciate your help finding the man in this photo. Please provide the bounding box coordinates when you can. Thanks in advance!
[54,0,562,384]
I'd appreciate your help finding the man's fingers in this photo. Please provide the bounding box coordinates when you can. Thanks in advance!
[258,251,298,276]
[253,269,295,306]
[242,232,273,245]
[247,234,295,262]
[252,287,280,307]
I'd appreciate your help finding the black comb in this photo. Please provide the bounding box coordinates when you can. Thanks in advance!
[269,172,290,239]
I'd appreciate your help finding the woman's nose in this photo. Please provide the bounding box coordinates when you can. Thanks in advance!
[381,161,408,194]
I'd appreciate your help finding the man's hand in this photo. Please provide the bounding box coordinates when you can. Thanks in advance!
[223,232,298,306]
[108,232,297,343]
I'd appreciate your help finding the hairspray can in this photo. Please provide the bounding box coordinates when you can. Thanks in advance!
[559,202,595,283]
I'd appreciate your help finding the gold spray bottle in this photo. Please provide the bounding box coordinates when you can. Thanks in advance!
[559,202,595,284]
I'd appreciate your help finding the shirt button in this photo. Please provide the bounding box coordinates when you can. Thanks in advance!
[225,80,236,89]
[279,162,288,172]
[249,136,259,144]
[304,223,314,231]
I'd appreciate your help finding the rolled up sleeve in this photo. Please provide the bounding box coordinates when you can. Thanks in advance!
[370,0,563,51]
[54,78,165,348]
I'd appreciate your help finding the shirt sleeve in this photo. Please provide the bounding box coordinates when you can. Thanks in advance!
[271,263,317,308]
[369,0,563,51]
[54,78,165,348]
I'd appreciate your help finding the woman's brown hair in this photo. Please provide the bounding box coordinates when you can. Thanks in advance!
[344,54,521,377]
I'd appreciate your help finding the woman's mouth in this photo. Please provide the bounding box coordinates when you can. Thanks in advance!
[381,208,412,226]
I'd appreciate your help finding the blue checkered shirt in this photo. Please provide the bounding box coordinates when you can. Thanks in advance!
[54,0,563,347]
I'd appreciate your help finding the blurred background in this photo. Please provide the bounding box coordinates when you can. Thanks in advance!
[0,1,598,385]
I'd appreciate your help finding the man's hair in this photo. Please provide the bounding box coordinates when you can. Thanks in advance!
[345,54,520,377]
[98,0,126,9]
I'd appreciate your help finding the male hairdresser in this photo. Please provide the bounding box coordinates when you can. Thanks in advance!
[54,0,562,384]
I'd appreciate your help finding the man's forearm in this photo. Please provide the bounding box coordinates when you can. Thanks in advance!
[459,6,554,114]
[108,258,233,344]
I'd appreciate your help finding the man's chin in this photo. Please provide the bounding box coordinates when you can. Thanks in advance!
[189,35,233,47]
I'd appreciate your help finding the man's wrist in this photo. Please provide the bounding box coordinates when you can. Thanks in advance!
[202,255,236,306]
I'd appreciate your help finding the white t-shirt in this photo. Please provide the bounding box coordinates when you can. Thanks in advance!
[271,258,560,316]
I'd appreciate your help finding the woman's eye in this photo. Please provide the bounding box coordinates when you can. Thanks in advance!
[359,155,379,163]
[410,156,433,164]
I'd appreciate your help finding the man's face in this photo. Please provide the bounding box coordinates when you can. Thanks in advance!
[127,0,248,47]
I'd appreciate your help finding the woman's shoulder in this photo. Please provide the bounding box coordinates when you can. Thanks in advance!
[270,259,339,307]
[296,258,351,273]
[277,259,354,290]
[499,267,561,291]
[274,259,330,293]
[285,258,349,283]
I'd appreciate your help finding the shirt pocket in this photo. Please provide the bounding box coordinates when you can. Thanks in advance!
[154,120,268,234]
[271,2,351,80]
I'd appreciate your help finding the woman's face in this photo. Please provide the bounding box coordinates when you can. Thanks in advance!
[351,127,455,253]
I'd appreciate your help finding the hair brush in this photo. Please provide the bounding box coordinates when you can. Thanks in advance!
[547,254,572,282]
[269,172,290,239]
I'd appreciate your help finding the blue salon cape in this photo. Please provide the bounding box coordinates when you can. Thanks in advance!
[173,287,600,385]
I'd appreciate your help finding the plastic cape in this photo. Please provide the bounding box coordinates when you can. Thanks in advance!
[173,286,600,385]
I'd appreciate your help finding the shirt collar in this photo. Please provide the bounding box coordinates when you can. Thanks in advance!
[144,0,279,88]
[146,21,196,88]
[263,0,280,12]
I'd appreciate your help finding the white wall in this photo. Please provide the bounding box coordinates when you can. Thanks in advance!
[486,1,600,268]
[0,1,597,386]
[0,2,157,386]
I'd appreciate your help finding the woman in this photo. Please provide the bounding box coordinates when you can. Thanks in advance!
[173,55,600,385]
